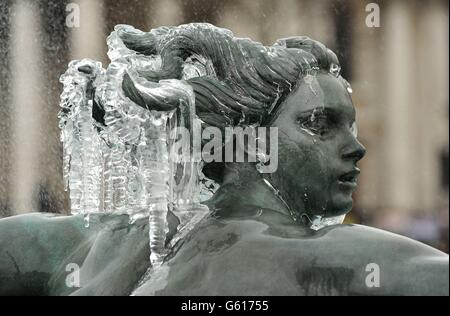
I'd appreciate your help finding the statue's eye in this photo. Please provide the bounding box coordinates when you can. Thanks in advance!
[297,112,330,136]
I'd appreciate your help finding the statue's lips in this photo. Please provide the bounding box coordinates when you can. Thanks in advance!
[337,168,360,190]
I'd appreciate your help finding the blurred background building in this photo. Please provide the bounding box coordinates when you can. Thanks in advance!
[0,0,448,251]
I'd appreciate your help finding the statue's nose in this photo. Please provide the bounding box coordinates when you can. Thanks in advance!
[342,139,366,162]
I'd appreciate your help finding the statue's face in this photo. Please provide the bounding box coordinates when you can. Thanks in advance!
[268,72,366,219]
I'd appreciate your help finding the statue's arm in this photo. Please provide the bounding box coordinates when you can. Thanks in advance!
[366,250,449,296]
[339,225,449,296]
[375,228,449,296]
[402,254,449,296]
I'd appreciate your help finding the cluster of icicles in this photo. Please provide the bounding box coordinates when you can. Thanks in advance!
[58,25,216,266]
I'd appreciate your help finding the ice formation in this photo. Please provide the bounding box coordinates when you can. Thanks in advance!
[58,25,213,266]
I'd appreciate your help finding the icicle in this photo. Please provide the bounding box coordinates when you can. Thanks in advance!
[59,25,217,267]
[59,59,104,225]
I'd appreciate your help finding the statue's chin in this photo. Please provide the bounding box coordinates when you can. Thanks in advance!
[325,198,353,218]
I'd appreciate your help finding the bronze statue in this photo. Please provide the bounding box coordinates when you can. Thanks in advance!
[0,23,447,296]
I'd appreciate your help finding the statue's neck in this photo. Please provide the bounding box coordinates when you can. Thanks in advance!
[205,163,298,221]
[205,165,347,230]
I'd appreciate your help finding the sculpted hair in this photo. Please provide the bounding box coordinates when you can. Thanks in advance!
[117,23,343,181]
[120,23,341,126]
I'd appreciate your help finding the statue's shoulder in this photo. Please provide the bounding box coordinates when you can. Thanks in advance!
[186,210,448,261]
[0,212,108,273]
[324,224,448,258]
[0,212,148,295]
[156,214,448,295]
[0,212,132,235]
[0,213,87,295]
[0,213,94,267]
[0,212,82,237]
